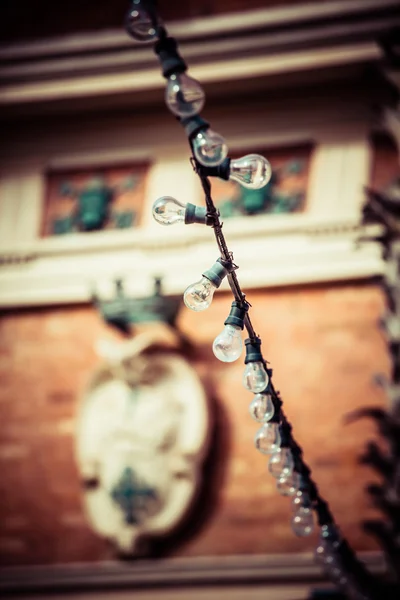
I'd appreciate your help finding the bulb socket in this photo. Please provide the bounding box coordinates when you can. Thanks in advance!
[278,423,291,448]
[244,337,263,364]
[202,258,231,289]
[181,115,209,139]
[224,301,247,329]
[154,34,187,78]
[197,157,231,181]
[184,203,207,225]
[298,473,311,493]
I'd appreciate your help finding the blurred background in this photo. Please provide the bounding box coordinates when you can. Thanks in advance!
[0,0,399,599]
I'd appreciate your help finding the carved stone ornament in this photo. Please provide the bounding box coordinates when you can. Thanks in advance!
[75,326,210,555]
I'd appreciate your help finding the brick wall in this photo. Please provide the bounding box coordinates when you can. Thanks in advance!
[0,281,389,565]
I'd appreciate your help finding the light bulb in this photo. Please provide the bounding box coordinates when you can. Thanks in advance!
[292,488,311,511]
[229,154,272,189]
[254,422,281,454]
[291,505,315,537]
[152,196,186,225]
[276,472,300,497]
[314,539,330,565]
[192,129,228,167]
[184,277,216,311]
[213,324,243,362]
[125,1,158,42]
[165,73,205,118]
[315,538,339,567]
[249,392,274,422]
[243,361,268,393]
[315,524,341,566]
[268,448,294,479]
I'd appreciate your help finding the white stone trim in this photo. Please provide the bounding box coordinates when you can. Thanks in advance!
[0,114,384,308]
[0,43,381,106]
[0,0,396,60]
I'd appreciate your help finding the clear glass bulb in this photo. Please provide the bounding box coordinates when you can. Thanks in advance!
[276,472,300,497]
[165,73,205,118]
[193,129,228,167]
[254,422,281,455]
[268,448,294,479]
[184,277,216,311]
[249,392,274,423]
[314,539,330,565]
[292,488,311,510]
[152,196,186,225]
[213,324,243,363]
[315,524,341,566]
[243,361,268,393]
[125,1,157,42]
[291,506,315,537]
[229,154,272,189]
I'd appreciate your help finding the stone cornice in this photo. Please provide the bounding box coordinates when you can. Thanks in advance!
[0,0,397,111]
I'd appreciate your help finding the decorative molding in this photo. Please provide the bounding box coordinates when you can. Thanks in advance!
[0,44,382,107]
[0,0,396,59]
[0,124,384,308]
[0,218,384,308]
[0,552,385,595]
[0,0,396,112]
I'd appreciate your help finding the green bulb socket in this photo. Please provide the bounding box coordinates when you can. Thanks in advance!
[224,301,248,329]
[185,203,207,224]
[244,337,263,364]
[202,258,232,289]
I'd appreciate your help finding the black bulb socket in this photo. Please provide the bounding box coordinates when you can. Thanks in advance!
[298,473,311,492]
[154,34,187,78]
[278,423,291,448]
[224,301,248,330]
[197,157,231,181]
[202,258,232,289]
[244,337,263,364]
[181,115,209,140]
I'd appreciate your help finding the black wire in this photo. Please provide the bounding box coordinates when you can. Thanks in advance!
[143,5,376,595]
[194,157,374,598]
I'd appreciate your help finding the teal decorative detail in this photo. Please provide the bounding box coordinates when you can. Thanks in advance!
[92,277,181,334]
[52,215,75,234]
[281,160,306,175]
[113,210,135,229]
[111,466,157,525]
[123,175,139,190]
[52,174,140,234]
[76,179,112,231]
[242,187,269,215]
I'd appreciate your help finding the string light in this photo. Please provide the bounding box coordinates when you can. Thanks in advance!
[183,259,231,311]
[131,4,374,597]
[213,302,247,362]
[229,154,272,189]
[165,73,205,118]
[254,422,282,454]
[249,392,275,422]
[152,196,208,225]
[243,338,269,392]
[268,447,295,479]
[290,478,314,536]
[276,471,300,497]
[125,0,158,42]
